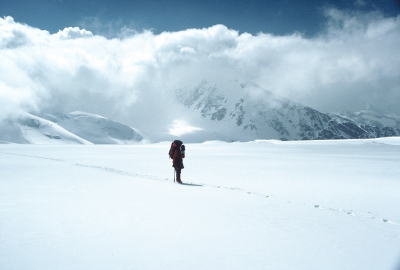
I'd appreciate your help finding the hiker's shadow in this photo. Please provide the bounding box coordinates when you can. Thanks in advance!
[181,183,203,187]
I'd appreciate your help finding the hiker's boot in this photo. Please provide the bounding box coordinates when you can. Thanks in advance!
[177,172,183,184]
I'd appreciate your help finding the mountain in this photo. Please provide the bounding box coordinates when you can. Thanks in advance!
[42,111,144,144]
[333,110,400,138]
[0,112,92,144]
[176,81,400,141]
[0,112,143,144]
[1,82,398,144]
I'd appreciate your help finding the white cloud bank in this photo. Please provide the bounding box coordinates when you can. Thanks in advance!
[169,120,202,136]
[1,10,400,137]
[55,27,93,40]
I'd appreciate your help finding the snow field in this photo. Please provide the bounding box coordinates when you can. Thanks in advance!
[0,139,400,269]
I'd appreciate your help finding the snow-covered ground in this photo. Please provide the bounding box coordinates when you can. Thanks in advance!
[1,138,400,270]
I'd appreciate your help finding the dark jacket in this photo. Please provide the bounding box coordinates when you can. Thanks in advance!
[169,140,184,169]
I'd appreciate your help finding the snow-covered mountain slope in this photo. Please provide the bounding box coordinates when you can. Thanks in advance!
[335,110,400,137]
[176,81,400,141]
[1,83,398,144]
[0,113,92,144]
[0,112,143,144]
[0,139,399,270]
[42,111,144,144]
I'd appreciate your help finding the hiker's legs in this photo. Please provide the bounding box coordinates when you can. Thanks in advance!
[175,168,182,183]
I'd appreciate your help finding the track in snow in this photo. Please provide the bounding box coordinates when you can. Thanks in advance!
[0,150,398,227]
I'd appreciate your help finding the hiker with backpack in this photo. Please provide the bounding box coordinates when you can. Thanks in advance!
[169,140,185,184]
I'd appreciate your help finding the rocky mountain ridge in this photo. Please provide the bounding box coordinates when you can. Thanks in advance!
[1,82,399,144]
[176,81,400,141]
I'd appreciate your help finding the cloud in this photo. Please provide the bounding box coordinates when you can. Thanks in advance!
[78,16,141,39]
[169,120,202,136]
[55,27,93,40]
[0,9,400,139]
[0,16,49,49]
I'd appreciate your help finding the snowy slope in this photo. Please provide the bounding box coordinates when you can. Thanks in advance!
[0,112,92,144]
[1,86,399,144]
[0,139,399,270]
[176,81,400,141]
[336,110,400,137]
[0,112,143,144]
[42,111,144,144]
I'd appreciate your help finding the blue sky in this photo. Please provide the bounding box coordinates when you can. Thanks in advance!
[1,0,399,36]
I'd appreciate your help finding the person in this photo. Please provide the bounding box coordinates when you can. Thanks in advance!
[169,140,185,184]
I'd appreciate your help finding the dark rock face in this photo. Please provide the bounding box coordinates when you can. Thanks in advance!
[177,81,400,141]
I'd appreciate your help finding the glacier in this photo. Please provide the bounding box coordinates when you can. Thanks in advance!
[0,138,399,270]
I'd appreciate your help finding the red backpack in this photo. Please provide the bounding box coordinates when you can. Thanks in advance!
[169,140,185,159]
